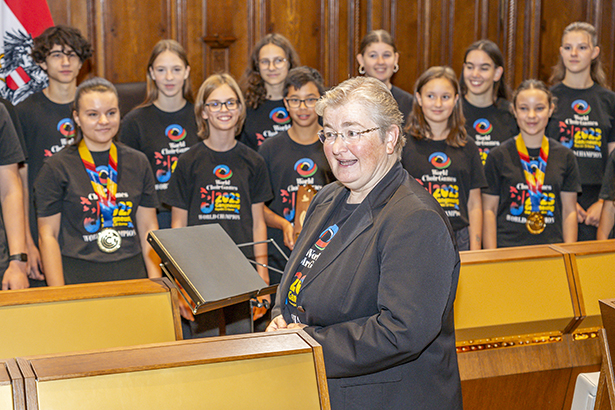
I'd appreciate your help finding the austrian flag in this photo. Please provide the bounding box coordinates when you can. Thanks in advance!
[0,0,53,103]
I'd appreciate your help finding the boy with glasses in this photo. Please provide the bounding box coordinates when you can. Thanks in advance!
[258,67,333,283]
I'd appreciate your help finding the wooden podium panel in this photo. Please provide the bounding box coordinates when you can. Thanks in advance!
[456,245,579,344]
[0,359,24,410]
[17,330,329,410]
[552,240,615,331]
[0,279,181,359]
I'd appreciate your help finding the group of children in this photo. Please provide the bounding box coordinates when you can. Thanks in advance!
[1,21,615,334]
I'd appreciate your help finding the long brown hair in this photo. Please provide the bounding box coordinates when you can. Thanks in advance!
[549,22,607,88]
[241,33,300,110]
[139,39,193,108]
[406,66,467,147]
[460,39,509,101]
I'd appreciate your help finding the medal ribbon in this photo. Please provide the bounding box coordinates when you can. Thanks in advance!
[515,135,549,213]
[78,139,118,229]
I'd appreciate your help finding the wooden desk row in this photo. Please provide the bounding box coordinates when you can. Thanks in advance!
[0,278,329,409]
[0,330,329,410]
[455,240,615,410]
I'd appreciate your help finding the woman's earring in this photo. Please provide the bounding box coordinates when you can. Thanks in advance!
[393,64,399,73]
[359,66,365,75]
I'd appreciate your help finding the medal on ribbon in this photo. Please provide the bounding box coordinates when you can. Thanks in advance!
[515,135,549,235]
[78,140,121,252]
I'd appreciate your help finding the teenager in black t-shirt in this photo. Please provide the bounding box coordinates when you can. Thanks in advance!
[483,80,580,248]
[239,34,300,149]
[35,78,160,286]
[165,74,273,336]
[120,40,199,229]
[403,66,486,251]
[460,40,518,165]
[16,26,93,284]
[0,104,28,289]
[259,67,333,281]
[546,22,615,241]
[356,30,413,125]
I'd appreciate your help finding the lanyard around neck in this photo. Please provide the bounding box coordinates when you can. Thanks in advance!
[515,134,549,211]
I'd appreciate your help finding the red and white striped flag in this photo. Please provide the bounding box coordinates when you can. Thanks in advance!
[0,0,53,104]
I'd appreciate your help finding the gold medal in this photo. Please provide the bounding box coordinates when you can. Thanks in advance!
[526,212,546,235]
[97,228,122,253]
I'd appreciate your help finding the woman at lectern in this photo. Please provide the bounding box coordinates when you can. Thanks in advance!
[266,76,462,410]
[35,78,161,285]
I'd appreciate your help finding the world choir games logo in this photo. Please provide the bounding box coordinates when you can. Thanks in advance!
[315,224,339,251]
[429,152,451,169]
[57,118,76,138]
[269,107,291,124]
[572,100,591,115]
[213,164,233,180]
[165,124,187,142]
[473,119,492,135]
[294,158,318,177]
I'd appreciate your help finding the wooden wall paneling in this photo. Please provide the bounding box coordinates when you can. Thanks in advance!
[521,0,540,81]
[450,0,482,78]
[598,0,615,88]
[392,1,419,93]
[97,0,175,83]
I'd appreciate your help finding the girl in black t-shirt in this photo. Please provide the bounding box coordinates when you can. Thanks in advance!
[460,40,518,164]
[165,74,272,333]
[356,30,413,124]
[402,66,486,251]
[36,78,161,286]
[482,80,580,248]
[547,22,615,241]
[239,34,300,149]
[119,40,198,229]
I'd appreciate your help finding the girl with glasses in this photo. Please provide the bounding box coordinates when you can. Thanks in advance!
[119,40,199,229]
[401,66,487,250]
[460,39,518,165]
[164,74,273,337]
[239,33,300,150]
[356,30,413,125]
[546,22,615,241]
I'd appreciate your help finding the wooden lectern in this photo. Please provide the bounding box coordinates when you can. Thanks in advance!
[0,359,24,410]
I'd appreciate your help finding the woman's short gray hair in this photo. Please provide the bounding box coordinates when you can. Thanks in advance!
[315,76,405,158]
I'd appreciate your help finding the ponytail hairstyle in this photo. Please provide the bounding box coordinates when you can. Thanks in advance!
[406,66,467,147]
[241,33,300,110]
[140,39,193,107]
[512,79,557,113]
[72,77,119,144]
[460,39,509,101]
[550,22,606,87]
[194,73,246,140]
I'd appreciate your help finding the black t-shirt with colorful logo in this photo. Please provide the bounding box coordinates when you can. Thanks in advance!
[462,97,518,165]
[163,142,273,256]
[16,91,76,240]
[119,103,199,210]
[258,131,334,274]
[546,83,615,188]
[240,99,292,150]
[34,144,158,262]
[401,137,487,231]
[286,201,358,324]
[483,138,581,247]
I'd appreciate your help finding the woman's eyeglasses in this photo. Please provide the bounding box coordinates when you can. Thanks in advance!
[318,127,380,144]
